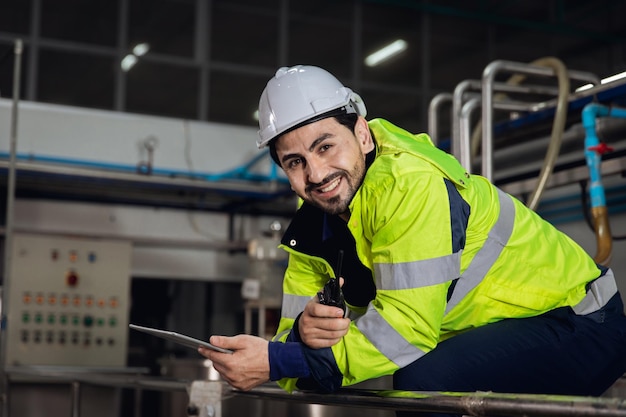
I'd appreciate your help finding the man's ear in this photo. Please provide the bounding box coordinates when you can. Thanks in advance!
[355,116,374,153]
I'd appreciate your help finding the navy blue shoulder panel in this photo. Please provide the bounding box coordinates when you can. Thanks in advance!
[444,178,469,302]
[444,178,470,253]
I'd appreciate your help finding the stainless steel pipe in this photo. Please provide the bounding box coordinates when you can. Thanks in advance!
[7,367,626,417]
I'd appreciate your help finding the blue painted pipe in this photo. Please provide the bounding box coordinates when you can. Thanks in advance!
[0,150,287,184]
[581,103,626,265]
[582,103,626,208]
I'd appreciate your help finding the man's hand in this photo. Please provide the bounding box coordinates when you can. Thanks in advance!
[299,280,351,349]
[198,334,269,391]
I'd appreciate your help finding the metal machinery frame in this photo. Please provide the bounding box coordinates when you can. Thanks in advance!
[430,58,626,195]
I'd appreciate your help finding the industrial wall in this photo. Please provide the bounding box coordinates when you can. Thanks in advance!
[0,98,291,282]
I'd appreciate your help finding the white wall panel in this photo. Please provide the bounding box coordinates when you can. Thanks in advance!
[0,98,281,179]
[0,99,291,281]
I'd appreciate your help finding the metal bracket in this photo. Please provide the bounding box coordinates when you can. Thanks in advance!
[187,380,224,417]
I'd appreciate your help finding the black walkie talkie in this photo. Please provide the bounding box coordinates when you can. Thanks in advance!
[317,250,346,316]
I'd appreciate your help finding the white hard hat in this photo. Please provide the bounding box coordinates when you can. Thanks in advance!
[257,65,367,148]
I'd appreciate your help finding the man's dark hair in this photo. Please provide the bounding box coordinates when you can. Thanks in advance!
[268,112,359,166]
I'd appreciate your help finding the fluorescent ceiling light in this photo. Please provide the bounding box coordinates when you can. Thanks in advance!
[576,70,626,92]
[133,43,150,56]
[121,43,150,72]
[601,70,626,84]
[365,39,408,67]
[121,54,138,72]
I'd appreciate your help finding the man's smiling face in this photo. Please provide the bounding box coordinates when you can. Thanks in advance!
[275,116,374,220]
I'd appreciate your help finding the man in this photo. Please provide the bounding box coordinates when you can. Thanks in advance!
[200,65,626,416]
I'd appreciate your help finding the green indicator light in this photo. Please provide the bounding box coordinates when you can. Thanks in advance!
[83,316,94,327]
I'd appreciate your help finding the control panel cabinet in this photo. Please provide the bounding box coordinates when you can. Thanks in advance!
[4,233,132,367]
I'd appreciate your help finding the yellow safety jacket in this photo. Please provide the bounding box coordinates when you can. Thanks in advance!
[272,118,615,392]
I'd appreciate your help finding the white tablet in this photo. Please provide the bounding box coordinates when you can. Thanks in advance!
[129,324,233,354]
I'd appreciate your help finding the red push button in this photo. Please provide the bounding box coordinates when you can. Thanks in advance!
[66,270,79,287]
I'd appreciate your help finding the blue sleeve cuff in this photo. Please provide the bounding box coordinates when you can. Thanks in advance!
[269,313,342,391]
[268,341,310,381]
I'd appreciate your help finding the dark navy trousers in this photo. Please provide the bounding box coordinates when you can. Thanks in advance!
[393,292,626,417]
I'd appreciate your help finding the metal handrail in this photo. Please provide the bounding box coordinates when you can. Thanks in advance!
[451,79,565,164]
[427,92,452,146]
[5,367,626,417]
[236,385,626,417]
[480,59,600,181]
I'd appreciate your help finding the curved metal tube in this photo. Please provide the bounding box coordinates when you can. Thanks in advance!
[481,59,599,182]
[454,79,562,170]
[452,80,478,161]
[480,57,571,209]
[427,92,452,146]
[459,97,482,171]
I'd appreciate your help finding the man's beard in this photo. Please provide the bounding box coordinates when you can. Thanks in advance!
[316,192,350,216]
[303,160,366,216]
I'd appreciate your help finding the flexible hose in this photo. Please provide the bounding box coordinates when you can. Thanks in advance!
[469,57,570,211]
[591,207,612,265]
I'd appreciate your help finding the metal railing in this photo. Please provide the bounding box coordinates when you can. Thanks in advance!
[4,367,626,417]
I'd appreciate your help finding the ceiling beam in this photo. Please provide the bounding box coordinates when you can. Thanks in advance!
[364,0,626,43]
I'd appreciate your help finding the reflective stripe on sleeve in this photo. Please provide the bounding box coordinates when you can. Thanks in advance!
[272,329,291,342]
[445,188,515,314]
[374,252,462,290]
[281,293,312,319]
[572,268,618,315]
[356,304,427,367]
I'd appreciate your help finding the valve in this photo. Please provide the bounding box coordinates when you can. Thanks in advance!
[588,143,614,155]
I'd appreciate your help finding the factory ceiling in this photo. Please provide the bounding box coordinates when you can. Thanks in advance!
[0,0,625,139]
